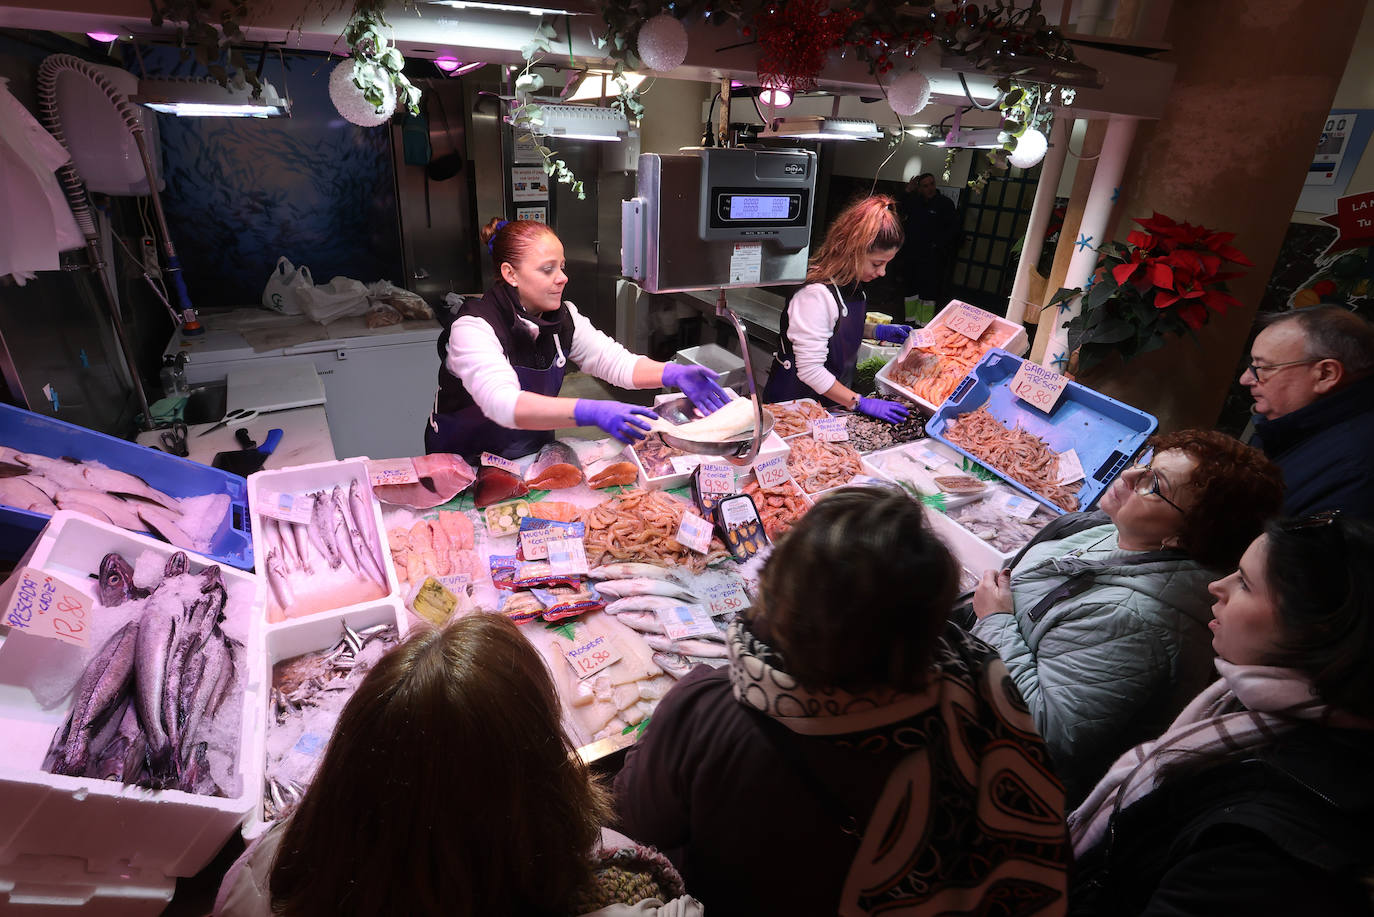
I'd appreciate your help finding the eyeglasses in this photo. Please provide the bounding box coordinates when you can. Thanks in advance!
[1131,463,1185,514]
[1241,358,1324,382]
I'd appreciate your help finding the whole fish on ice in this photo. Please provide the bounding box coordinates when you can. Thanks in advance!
[589,563,677,582]
[593,578,697,601]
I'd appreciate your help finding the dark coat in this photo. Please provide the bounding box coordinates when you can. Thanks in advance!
[1069,725,1374,916]
[1253,374,1374,520]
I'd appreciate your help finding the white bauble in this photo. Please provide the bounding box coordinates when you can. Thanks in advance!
[636,13,689,72]
[329,58,396,128]
[1009,127,1048,169]
[888,70,931,116]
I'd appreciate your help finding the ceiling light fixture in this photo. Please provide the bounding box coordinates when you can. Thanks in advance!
[928,127,1005,148]
[133,77,290,118]
[759,116,882,141]
[564,70,645,102]
[434,56,485,75]
[524,102,629,141]
[758,86,792,108]
[86,31,121,43]
[424,0,588,15]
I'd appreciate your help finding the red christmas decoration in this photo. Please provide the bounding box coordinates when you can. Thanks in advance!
[754,0,860,92]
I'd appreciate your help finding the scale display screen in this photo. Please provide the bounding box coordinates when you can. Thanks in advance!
[727,194,792,220]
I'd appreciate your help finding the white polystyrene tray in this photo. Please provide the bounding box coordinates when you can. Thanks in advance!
[246,458,400,627]
[875,301,1029,415]
[631,431,789,492]
[762,398,828,440]
[0,511,264,879]
[0,854,175,916]
[242,598,409,842]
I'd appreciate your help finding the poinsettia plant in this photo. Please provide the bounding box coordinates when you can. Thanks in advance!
[1049,212,1253,372]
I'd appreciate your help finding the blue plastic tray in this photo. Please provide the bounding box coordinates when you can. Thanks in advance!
[0,403,253,569]
[927,349,1158,514]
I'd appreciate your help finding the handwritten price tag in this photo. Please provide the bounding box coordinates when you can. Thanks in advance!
[705,579,750,617]
[911,327,938,349]
[481,452,522,475]
[657,603,718,641]
[676,512,715,554]
[547,537,589,576]
[1,567,90,647]
[943,302,995,341]
[698,462,736,495]
[811,416,848,442]
[1056,448,1086,486]
[753,454,791,489]
[1010,360,1069,413]
[258,490,315,525]
[563,631,622,679]
[367,458,419,487]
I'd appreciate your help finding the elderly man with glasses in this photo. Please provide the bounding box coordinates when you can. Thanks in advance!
[1242,306,1374,519]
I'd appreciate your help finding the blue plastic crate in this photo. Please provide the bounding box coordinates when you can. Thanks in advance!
[927,349,1158,514]
[0,403,253,569]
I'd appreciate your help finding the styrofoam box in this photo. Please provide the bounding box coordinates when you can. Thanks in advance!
[763,398,829,440]
[246,459,400,627]
[0,512,264,881]
[0,854,174,916]
[242,598,409,842]
[631,431,790,491]
[876,300,1029,415]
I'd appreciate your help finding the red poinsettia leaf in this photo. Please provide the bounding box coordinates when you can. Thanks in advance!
[1154,290,1180,310]
[1179,303,1208,330]
[1126,230,1154,250]
[1112,262,1142,286]
[1145,261,1173,290]
[1204,230,1236,247]
[1211,271,1246,282]
[1203,290,1242,314]
[1135,212,1178,234]
[1215,243,1253,266]
[1165,250,1202,274]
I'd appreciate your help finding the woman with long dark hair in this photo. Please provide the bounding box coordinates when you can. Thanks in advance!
[1067,513,1374,915]
[762,195,913,422]
[216,614,700,917]
[427,218,728,463]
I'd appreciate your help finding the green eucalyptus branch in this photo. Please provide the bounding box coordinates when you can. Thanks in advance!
[510,19,586,201]
[343,4,420,115]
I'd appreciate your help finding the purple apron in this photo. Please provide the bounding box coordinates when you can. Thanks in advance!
[763,282,867,406]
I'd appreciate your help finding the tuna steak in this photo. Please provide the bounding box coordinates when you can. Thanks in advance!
[473,466,529,509]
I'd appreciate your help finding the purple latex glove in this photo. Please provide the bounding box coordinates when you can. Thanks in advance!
[661,363,731,415]
[857,397,910,423]
[573,399,658,444]
[874,323,913,344]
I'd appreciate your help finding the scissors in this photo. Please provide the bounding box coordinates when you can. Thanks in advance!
[196,407,259,437]
[160,421,188,456]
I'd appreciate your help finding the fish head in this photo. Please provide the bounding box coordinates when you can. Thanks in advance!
[97,553,136,606]
[164,552,190,578]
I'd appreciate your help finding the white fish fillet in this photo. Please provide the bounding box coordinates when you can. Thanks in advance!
[648,397,756,442]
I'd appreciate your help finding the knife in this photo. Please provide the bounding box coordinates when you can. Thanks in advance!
[212,427,284,477]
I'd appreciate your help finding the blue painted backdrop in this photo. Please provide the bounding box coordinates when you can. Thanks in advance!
[137,49,402,308]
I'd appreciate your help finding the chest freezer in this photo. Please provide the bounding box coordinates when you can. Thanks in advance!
[165,311,442,461]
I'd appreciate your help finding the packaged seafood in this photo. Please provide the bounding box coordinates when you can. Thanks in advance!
[713,493,768,560]
[785,435,865,494]
[928,349,1158,514]
[0,511,263,879]
[0,403,252,569]
[248,459,398,624]
[763,399,829,438]
[875,300,1028,414]
[485,498,533,535]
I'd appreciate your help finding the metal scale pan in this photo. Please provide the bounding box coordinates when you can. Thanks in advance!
[653,394,774,460]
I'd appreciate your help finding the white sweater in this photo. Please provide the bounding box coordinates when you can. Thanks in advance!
[785,282,850,395]
[444,300,642,426]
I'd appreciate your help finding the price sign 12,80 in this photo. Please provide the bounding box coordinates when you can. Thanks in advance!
[1,566,90,648]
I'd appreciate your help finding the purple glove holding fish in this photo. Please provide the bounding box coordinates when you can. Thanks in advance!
[661,363,731,416]
[856,397,910,423]
[574,399,659,444]
[874,323,913,344]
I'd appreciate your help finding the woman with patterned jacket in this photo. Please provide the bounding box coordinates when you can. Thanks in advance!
[615,486,1070,917]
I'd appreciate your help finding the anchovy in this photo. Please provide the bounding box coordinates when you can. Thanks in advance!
[265,548,293,610]
[288,519,313,574]
[329,486,361,574]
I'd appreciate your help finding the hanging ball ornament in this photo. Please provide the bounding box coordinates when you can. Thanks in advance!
[887,69,931,116]
[636,13,689,72]
[330,58,396,128]
[1008,127,1049,169]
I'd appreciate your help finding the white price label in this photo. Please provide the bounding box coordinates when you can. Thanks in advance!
[729,241,763,284]
[911,327,938,348]
[520,526,566,560]
[698,462,736,495]
[1010,361,1069,413]
[481,452,522,475]
[563,631,622,679]
[669,454,704,475]
[990,488,1040,520]
[811,416,849,442]
[259,490,315,525]
[0,566,90,647]
[367,458,419,487]
[943,302,995,341]
[753,454,791,489]
[704,579,750,617]
[1056,448,1086,486]
[547,537,589,576]
[676,512,715,554]
[656,603,718,641]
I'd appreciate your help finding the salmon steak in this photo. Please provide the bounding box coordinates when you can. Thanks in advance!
[524,441,584,490]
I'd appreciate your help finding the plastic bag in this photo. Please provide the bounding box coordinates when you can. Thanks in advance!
[291,274,371,325]
[261,257,308,315]
[365,303,403,328]
[366,280,434,321]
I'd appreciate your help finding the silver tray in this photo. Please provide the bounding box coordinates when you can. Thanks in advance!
[654,395,774,458]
